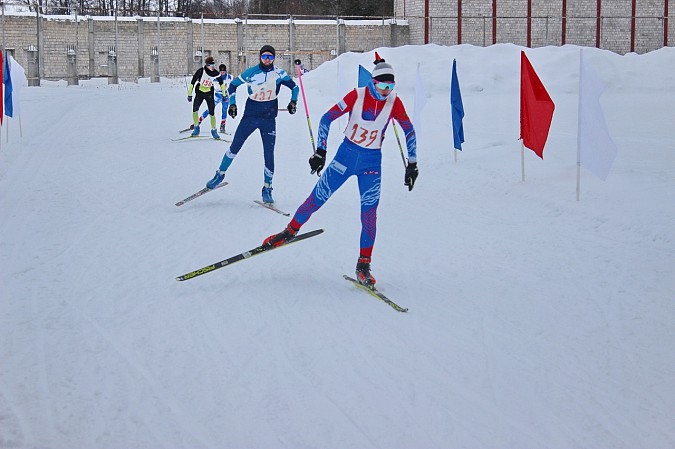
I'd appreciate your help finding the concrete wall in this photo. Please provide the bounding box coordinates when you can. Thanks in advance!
[395,0,673,54]
[1,13,408,83]
[2,1,670,85]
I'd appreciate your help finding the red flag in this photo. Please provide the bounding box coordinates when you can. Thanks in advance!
[520,51,554,159]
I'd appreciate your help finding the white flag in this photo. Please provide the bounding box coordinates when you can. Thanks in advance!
[8,55,27,117]
[578,51,617,181]
[413,63,427,137]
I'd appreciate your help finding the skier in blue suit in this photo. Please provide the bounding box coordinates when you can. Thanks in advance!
[206,45,299,204]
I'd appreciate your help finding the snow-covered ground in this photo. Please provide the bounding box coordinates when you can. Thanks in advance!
[1,43,674,449]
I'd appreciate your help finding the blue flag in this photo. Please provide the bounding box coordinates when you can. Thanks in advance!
[358,65,371,88]
[3,52,13,118]
[450,59,464,150]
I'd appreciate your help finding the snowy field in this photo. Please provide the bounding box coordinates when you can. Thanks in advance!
[1,43,674,449]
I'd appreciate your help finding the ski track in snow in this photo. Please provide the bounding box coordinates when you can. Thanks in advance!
[1,45,674,449]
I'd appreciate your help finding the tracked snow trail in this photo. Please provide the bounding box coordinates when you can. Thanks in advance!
[1,46,674,448]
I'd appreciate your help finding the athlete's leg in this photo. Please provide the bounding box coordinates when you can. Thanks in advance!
[356,169,381,259]
[192,92,206,125]
[217,118,259,172]
[355,149,383,259]
[259,119,277,186]
[288,142,357,230]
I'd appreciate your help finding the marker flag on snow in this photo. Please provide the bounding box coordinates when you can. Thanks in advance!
[577,50,617,181]
[450,59,465,151]
[7,55,26,118]
[4,52,13,118]
[520,51,555,159]
[358,65,371,88]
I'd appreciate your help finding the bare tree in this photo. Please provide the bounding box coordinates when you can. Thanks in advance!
[19,0,392,17]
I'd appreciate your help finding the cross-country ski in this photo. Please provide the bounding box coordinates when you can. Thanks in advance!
[253,200,291,216]
[343,275,408,312]
[175,182,229,206]
[176,229,324,281]
[171,135,216,142]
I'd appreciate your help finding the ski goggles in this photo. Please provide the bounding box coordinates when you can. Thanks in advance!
[260,54,275,61]
[374,80,396,90]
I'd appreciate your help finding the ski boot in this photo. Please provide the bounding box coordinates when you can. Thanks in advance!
[211,129,220,140]
[262,186,274,204]
[191,125,201,136]
[219,121,227,133]
[263,224,299,248]
[355,257,376,287]
[206,170,225,189]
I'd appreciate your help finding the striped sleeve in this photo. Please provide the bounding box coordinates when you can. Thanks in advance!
[317,89,358,150]
[392,97,417,163]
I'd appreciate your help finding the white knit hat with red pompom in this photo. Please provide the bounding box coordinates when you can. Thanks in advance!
[372,51,395,82]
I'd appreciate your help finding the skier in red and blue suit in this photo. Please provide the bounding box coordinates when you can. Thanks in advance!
[263,54,418,286]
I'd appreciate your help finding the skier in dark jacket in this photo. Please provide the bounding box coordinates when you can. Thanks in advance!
[186,64,234,134]
[187,55,226,139]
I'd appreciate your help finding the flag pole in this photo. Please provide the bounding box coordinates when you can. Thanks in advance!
[576,50,583,201]
[295,63,317,158]
[521,142,525,181]
[576,161,581,201]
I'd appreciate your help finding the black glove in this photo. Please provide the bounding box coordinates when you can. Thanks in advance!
[309,148,327,176]
[404,162,418,191]
[228,104,237,119]
[187,95,192,102]
[287,100,297,114]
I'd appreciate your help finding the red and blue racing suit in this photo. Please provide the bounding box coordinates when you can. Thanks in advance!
[288,82,416,258]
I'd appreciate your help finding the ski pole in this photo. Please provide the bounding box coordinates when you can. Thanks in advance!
[392,121,407,167]
[296,63,317,154]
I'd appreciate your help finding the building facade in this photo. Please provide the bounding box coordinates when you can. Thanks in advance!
[1,13,407,85]
[1,1,672,86]
[395,0,672,54]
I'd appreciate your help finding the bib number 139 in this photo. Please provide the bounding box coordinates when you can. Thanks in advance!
[349,124,379,147]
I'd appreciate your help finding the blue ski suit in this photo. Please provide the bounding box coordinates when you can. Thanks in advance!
[216,62,299,186]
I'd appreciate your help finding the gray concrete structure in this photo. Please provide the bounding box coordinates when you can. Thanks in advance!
[0,13,407,84]
[395,0,672,54]
[1,2,671,86]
